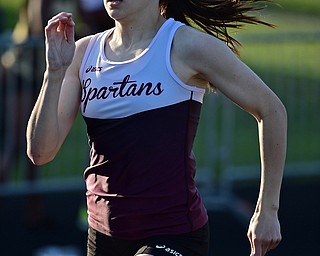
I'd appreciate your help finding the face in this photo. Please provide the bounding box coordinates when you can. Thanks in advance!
[104,0,159,21]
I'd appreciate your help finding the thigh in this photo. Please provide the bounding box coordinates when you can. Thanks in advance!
[135,223,210,256]
[87,227,141,256]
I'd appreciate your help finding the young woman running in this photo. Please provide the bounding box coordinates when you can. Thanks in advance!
[27,1,287,255]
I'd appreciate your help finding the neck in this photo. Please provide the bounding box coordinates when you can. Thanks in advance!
[112,14,165,48]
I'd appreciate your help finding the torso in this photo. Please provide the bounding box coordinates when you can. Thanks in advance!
[78,18,208,239]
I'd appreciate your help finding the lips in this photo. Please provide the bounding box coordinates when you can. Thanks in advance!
[107,0,122,5]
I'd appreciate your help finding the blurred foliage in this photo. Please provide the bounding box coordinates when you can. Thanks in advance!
[273,0,320,15]
[0,0,24,30]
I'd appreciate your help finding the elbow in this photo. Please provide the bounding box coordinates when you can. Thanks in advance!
[276,101,287,124]
[27,146,55,166]
[255,99,287,125]
[271,100,287,124]
[26,133,58,166]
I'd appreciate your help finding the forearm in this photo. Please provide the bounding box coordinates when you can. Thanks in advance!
[255,102,287,213]
[26,68,67,165]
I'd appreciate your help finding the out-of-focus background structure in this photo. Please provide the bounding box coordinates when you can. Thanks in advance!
[0,0,319,255]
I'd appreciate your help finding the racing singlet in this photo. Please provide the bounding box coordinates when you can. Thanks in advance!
[79,18,208,239]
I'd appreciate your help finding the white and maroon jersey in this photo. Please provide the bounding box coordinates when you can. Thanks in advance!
[79,18,208,239]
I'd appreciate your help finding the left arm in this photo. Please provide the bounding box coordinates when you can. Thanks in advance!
[173,26,287,256]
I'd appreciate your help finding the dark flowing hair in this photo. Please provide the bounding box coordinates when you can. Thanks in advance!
[159,0,274,54]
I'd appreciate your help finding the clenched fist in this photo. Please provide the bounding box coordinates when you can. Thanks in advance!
[45,12,76,71]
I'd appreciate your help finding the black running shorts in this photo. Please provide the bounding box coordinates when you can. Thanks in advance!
[87,222,209,256]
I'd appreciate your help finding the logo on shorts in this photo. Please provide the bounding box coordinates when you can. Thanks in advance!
[155,245,183,256]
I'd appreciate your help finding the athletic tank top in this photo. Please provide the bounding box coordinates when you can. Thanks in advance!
[79,18,208,239]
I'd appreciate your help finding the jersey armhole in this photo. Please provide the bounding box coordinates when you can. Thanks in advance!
[79,32,107,81]
[166,23,206,101]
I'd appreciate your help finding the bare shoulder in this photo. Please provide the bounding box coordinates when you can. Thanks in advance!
[172,24,237,86]
[173,25,237,76]
[173,25,230,59]
[76,35,93,50]
[73,35,94,64]
[65,35,94,78]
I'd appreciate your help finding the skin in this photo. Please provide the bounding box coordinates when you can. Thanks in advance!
[26,0,287,255]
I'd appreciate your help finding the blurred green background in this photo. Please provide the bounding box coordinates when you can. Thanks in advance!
[1,0,319,181]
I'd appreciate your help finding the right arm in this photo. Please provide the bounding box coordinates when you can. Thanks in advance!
[26,12,89,165]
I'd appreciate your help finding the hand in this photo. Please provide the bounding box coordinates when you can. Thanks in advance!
[247,211,282,256]
[45,12,76,71]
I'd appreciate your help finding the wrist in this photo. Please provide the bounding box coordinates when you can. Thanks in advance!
[255,199,279,214]
[47,65,68,74]
[45,67,67,81]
